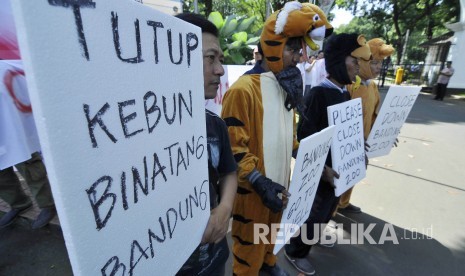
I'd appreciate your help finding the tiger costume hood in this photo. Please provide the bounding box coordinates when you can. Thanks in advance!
[260,1,333,74]
[359,38,395,80]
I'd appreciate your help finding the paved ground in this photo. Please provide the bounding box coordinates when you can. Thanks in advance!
[1,87,465,275]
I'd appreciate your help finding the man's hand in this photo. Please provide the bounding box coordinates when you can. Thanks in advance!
[201,204,231,244]
[282,190,291,209]
[252,175,288,213]
[322,165,340,188]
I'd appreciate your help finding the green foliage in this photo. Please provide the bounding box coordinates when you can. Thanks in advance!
[213,0,266,39]
[183,0,267,35]
[335,17,386,39]
[208,11,260,64]
[334,0,460,64]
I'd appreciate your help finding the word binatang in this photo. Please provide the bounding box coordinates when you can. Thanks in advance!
[86,135,205,231]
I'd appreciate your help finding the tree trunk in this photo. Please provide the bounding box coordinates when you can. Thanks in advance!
[205,0,212,16]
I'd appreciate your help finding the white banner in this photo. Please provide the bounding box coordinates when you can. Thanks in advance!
[273,125,335,254]
[205,64,250,115]
[327,98,366,196]
[12,0,209,275]
[366,86,421,158]
[0,60,41,169]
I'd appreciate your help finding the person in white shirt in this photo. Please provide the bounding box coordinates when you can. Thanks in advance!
[309,51,327,88]
[297,54,314,96]
[434,61,455,101]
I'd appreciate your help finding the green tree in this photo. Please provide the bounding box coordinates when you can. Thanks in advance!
[335,0,460,64]
[182,0,266,38]
[208,11,260,64]
[214,0,267,35]
[336,16,387,40]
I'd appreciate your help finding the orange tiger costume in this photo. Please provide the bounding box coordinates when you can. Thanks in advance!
[221,2,332,274]
[338,38,395,211]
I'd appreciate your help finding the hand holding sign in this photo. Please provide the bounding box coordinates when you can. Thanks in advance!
[327,98,366,196]
[321,165,340,188]
[273,125,335,254]
[251,175,289,213]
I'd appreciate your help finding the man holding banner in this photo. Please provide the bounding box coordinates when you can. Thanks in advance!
[175,13,238,276]
[285,33,371,275]
[337,38,395,215]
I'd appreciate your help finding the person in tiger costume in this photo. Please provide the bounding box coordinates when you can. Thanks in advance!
[221,2,333,275]
[284,33,371,276]
[336,38,395,215]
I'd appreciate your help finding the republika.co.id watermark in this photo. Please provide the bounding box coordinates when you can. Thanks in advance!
[254,223,434,245]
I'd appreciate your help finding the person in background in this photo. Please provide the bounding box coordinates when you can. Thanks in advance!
[175,13,238,276]
[434,61,454,101]
[309,55,317,64]
[285,33,371,275]
[0,152,56,229]
[337,38,395,215]
[309,51,327,88]
[297,53,314,96]
[243,42,266,75]
[0,59,56,230]
[245,44,263,65]
[253,45,263,64]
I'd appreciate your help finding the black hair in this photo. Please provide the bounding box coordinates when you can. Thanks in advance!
[285,37,302,50]
[324,33,361,84]
[175,13,218,37]
[257,42,263,56]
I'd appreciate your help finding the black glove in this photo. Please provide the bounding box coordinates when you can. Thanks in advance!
[251,175,285,213]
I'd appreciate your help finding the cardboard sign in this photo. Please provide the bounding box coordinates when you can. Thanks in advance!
[273,125,335,254]
[12,0,209,275]
[366,86,421,158]
[327,98,366,196]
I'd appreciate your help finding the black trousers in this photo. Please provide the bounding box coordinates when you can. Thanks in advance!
[177,237,229,276]
[435,83,448,100]
[285,180,340,258]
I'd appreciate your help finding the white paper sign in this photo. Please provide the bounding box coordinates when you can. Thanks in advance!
[366,86,421,158]
[273,125,335,254]
[12,0,209,275]
[327,98,366,196]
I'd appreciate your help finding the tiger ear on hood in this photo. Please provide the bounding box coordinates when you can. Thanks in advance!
[350,35,371,61]
[367,38,395,60]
